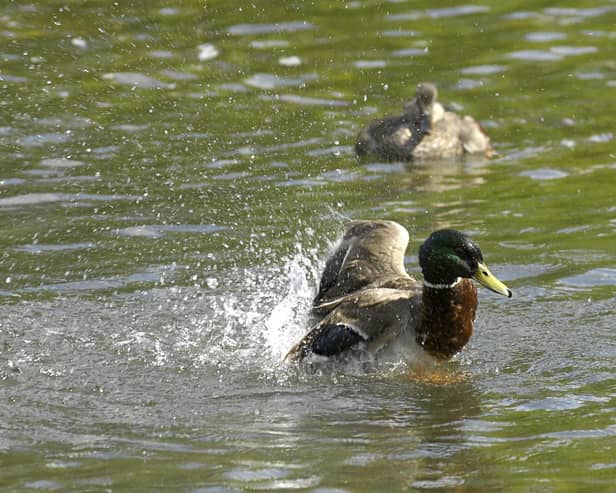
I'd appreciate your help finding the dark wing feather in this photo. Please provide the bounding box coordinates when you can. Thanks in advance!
[288,323,367,361]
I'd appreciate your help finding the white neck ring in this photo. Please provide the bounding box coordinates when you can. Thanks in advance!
[423,277,462,290]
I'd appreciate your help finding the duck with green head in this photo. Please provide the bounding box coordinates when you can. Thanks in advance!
[285,221,511,364]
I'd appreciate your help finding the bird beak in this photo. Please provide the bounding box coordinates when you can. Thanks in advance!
[474,262,512,297]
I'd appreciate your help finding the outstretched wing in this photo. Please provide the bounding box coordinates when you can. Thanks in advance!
[314,220,414,305]
[286,288,421,362]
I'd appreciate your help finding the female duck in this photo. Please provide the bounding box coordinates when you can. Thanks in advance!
[285,221,511,363]
[355,83,437,161]
[355,83,493,161]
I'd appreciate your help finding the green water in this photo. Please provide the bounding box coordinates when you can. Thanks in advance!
[1,1,616,491]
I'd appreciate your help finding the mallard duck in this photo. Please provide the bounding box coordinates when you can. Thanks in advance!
[355,83,437,161]
[285,220,511,363]
[355,83,493,161]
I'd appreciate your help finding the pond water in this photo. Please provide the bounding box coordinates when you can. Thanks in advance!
[1,0,616,491]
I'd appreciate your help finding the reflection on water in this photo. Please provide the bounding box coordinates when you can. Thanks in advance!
[1,0,616,491]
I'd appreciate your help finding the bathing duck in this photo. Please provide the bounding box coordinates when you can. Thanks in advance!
[285,221,511,363]
[355,83,493,161]
[355,83,437,161]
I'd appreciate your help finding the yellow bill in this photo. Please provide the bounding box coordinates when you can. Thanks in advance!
[474,262,512,298]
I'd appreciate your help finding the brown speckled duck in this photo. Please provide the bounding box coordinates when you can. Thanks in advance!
[285,221,511,364]
[355,83,493,161]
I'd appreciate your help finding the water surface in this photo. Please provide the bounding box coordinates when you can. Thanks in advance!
[1,1,615,491]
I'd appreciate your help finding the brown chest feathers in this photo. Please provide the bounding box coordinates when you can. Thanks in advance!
[415,279,478,360]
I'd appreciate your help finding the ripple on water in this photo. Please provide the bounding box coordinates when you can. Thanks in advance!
[519,168,569,180]
[364,162,406,174]
[23,168,63,178]
[211,172,252,180]
[381,30,421,37]
[391,47,427,57]
[575,72,605,80]
[260,94,349,107]
[0,192,141,208]
[40,157,87,168]
[411,477,464,489]
[460,64,507,75]
[513,396,594,412]
[499,146,548,161]
[35,116,94,129]
[550,46,597,56]
[558,268,616,288]
[110,123,150,133]
[0,178,26,186]
[190,487,243,493]
[148,50,175,59]
[14,242,95,254]
[222,466,320,491]
[102,72,175,89]
[17,133,71,147]
[159,7,180,15]
[279,56,301,66]
[23,480,64,490]
[206,158,240,169]
[276,178,324,188]
[525,32,567,42]
[218,82,249,93]
[543,7,613,18]
[342,453,382,466]
[0,73,29,83]
[507,46,597,61]
[227,21,314,36]
[311,490,352,493]
[353,60,387,69]
[223,467,289,481]
[388,5,489,21]
[507,50,563,61]
[117,224,227,238]
[426,5,490,17]
[454,79,485,90]
[556,224,592,234]
[588,132,613,143]
[20,264,181,295]
[160,69,199,81]
[244,73,317,90]
[306,144,351,157]
[250,40,290,49]
[490,262,557,282]
[318,169,361,182]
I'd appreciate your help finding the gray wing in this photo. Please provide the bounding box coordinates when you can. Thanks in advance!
[286,287,422,362]
[314,220,414,305]
[355,113,428,161]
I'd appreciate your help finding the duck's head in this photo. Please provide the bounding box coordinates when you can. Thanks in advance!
[415,82,438,111]
[419,229,512,297]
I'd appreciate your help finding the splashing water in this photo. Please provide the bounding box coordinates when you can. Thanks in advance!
[264,247,319,361]
[174,241,325,384]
